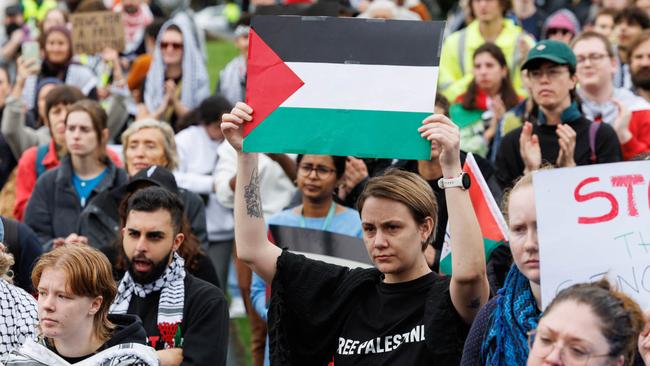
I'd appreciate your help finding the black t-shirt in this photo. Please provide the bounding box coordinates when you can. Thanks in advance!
[335,272,437,364]
[268,251,469,366]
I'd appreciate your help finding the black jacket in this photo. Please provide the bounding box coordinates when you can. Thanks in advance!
[102,314,149,349]
[24,156,128,250]
[125,273,229,366]
[1,216,42,293]
[77,186,209,250]
[495,116,622,190]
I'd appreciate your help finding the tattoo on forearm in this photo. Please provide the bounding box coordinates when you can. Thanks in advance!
[244,168,263,218]
[468,297,481,309]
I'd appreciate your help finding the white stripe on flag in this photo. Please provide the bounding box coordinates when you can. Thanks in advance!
[465,153,509,241]
[282,62,438,113]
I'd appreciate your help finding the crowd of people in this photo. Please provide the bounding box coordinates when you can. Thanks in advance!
[0,0,648,365]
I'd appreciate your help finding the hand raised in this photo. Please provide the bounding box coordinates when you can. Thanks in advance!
[221,102,253,152]
[519,121,541,173]
[555,123,576,168]
[418,114,462,176]
[613,100,632,144]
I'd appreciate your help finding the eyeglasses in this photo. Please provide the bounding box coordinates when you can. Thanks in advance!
[527,330,612,365]
[160,41,183,50]
[527,68,569,82]
[298,164,336,179]
[547,28,572,36]
[576,53,609,64]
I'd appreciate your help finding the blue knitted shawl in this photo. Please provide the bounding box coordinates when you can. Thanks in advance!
[480,265,541,366]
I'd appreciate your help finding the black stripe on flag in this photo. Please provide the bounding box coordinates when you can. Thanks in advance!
[269,224,372,267]
[251,15,443,67]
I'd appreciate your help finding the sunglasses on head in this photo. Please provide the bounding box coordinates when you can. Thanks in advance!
[160,41,183,50]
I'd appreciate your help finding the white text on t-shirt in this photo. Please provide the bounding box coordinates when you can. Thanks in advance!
[337,324,426,355]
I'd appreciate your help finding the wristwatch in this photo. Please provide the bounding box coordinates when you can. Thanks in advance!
[438,172,471,190]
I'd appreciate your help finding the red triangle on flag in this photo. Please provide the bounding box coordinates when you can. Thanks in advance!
[244,29,305,137]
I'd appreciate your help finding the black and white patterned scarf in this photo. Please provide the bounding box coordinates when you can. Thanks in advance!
[110,252,185,325]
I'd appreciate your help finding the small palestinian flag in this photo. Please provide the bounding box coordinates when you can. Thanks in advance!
[439,153,508,275]
[243,16,445,160]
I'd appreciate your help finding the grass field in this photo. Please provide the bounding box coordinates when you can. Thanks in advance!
[206,39,254,366]
[206,39,241,92]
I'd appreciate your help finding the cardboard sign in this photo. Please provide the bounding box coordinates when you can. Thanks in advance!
[534,161,650,308]
[243,16,444,160]
[71,11,125,55]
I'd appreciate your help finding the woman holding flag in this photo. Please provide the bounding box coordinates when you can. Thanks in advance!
[222,102,489,365]
[461,171,542,365]
[250,153,362,365]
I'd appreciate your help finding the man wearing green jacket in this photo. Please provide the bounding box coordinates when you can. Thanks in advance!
[439,0,534,102]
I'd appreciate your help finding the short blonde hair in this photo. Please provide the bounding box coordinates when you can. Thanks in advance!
[121,118,179,171]
[502,171,534,224]
[357,169,438,250]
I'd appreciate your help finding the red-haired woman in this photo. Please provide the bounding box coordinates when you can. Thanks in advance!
[4,245,158,364]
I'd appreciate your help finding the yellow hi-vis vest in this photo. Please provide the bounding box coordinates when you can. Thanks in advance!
[438,19,535,102]
[22,0,57,21]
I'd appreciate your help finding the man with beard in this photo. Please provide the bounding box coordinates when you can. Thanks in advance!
[613,7,650,89]
[110,186,228,366]
[629,29,650,103]
[572,31,650,160]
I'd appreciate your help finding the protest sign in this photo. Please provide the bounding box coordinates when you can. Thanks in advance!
[269,225,372,269]
[439,153,508,275]
[243,16,444,160]
[534,161,650,309]
[70,11,125,55]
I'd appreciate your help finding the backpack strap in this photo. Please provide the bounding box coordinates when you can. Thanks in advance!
[35,143,50,178]
[589,121,601,164]
[512,32,525,81]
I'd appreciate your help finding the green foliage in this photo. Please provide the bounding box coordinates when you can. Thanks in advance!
[206,40,241,92]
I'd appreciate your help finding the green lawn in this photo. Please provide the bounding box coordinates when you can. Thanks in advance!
[206,39,242,92]
[206,39,253,366]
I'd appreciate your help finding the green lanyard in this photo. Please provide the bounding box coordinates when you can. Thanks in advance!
[299,202,336,231]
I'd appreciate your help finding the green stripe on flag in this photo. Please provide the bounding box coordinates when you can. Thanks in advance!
[439,238,505,276]
[243,107,431,160]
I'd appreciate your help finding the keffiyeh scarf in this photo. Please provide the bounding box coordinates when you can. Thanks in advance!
[480,265,541,366]
[110,252,186,327]
[144,15,210,114]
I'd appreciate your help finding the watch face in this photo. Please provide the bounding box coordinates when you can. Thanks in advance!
[462,173,471,189]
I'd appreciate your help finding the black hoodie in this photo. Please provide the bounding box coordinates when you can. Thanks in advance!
[46,314,148,363]
[102,314,148,349]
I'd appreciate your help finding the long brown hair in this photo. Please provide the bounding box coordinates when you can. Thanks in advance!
[65,99,109,163]
[542,279,645,365]
[462,43,520,111]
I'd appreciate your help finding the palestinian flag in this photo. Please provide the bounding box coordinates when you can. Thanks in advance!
[269,225,372,269]
[439,153,508,275]
[243,16,445,160]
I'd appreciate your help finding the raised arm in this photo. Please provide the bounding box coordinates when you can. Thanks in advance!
[419,114,489,323]
[221,102,282,283]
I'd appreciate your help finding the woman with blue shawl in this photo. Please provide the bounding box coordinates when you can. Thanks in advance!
[460,171,542,365]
